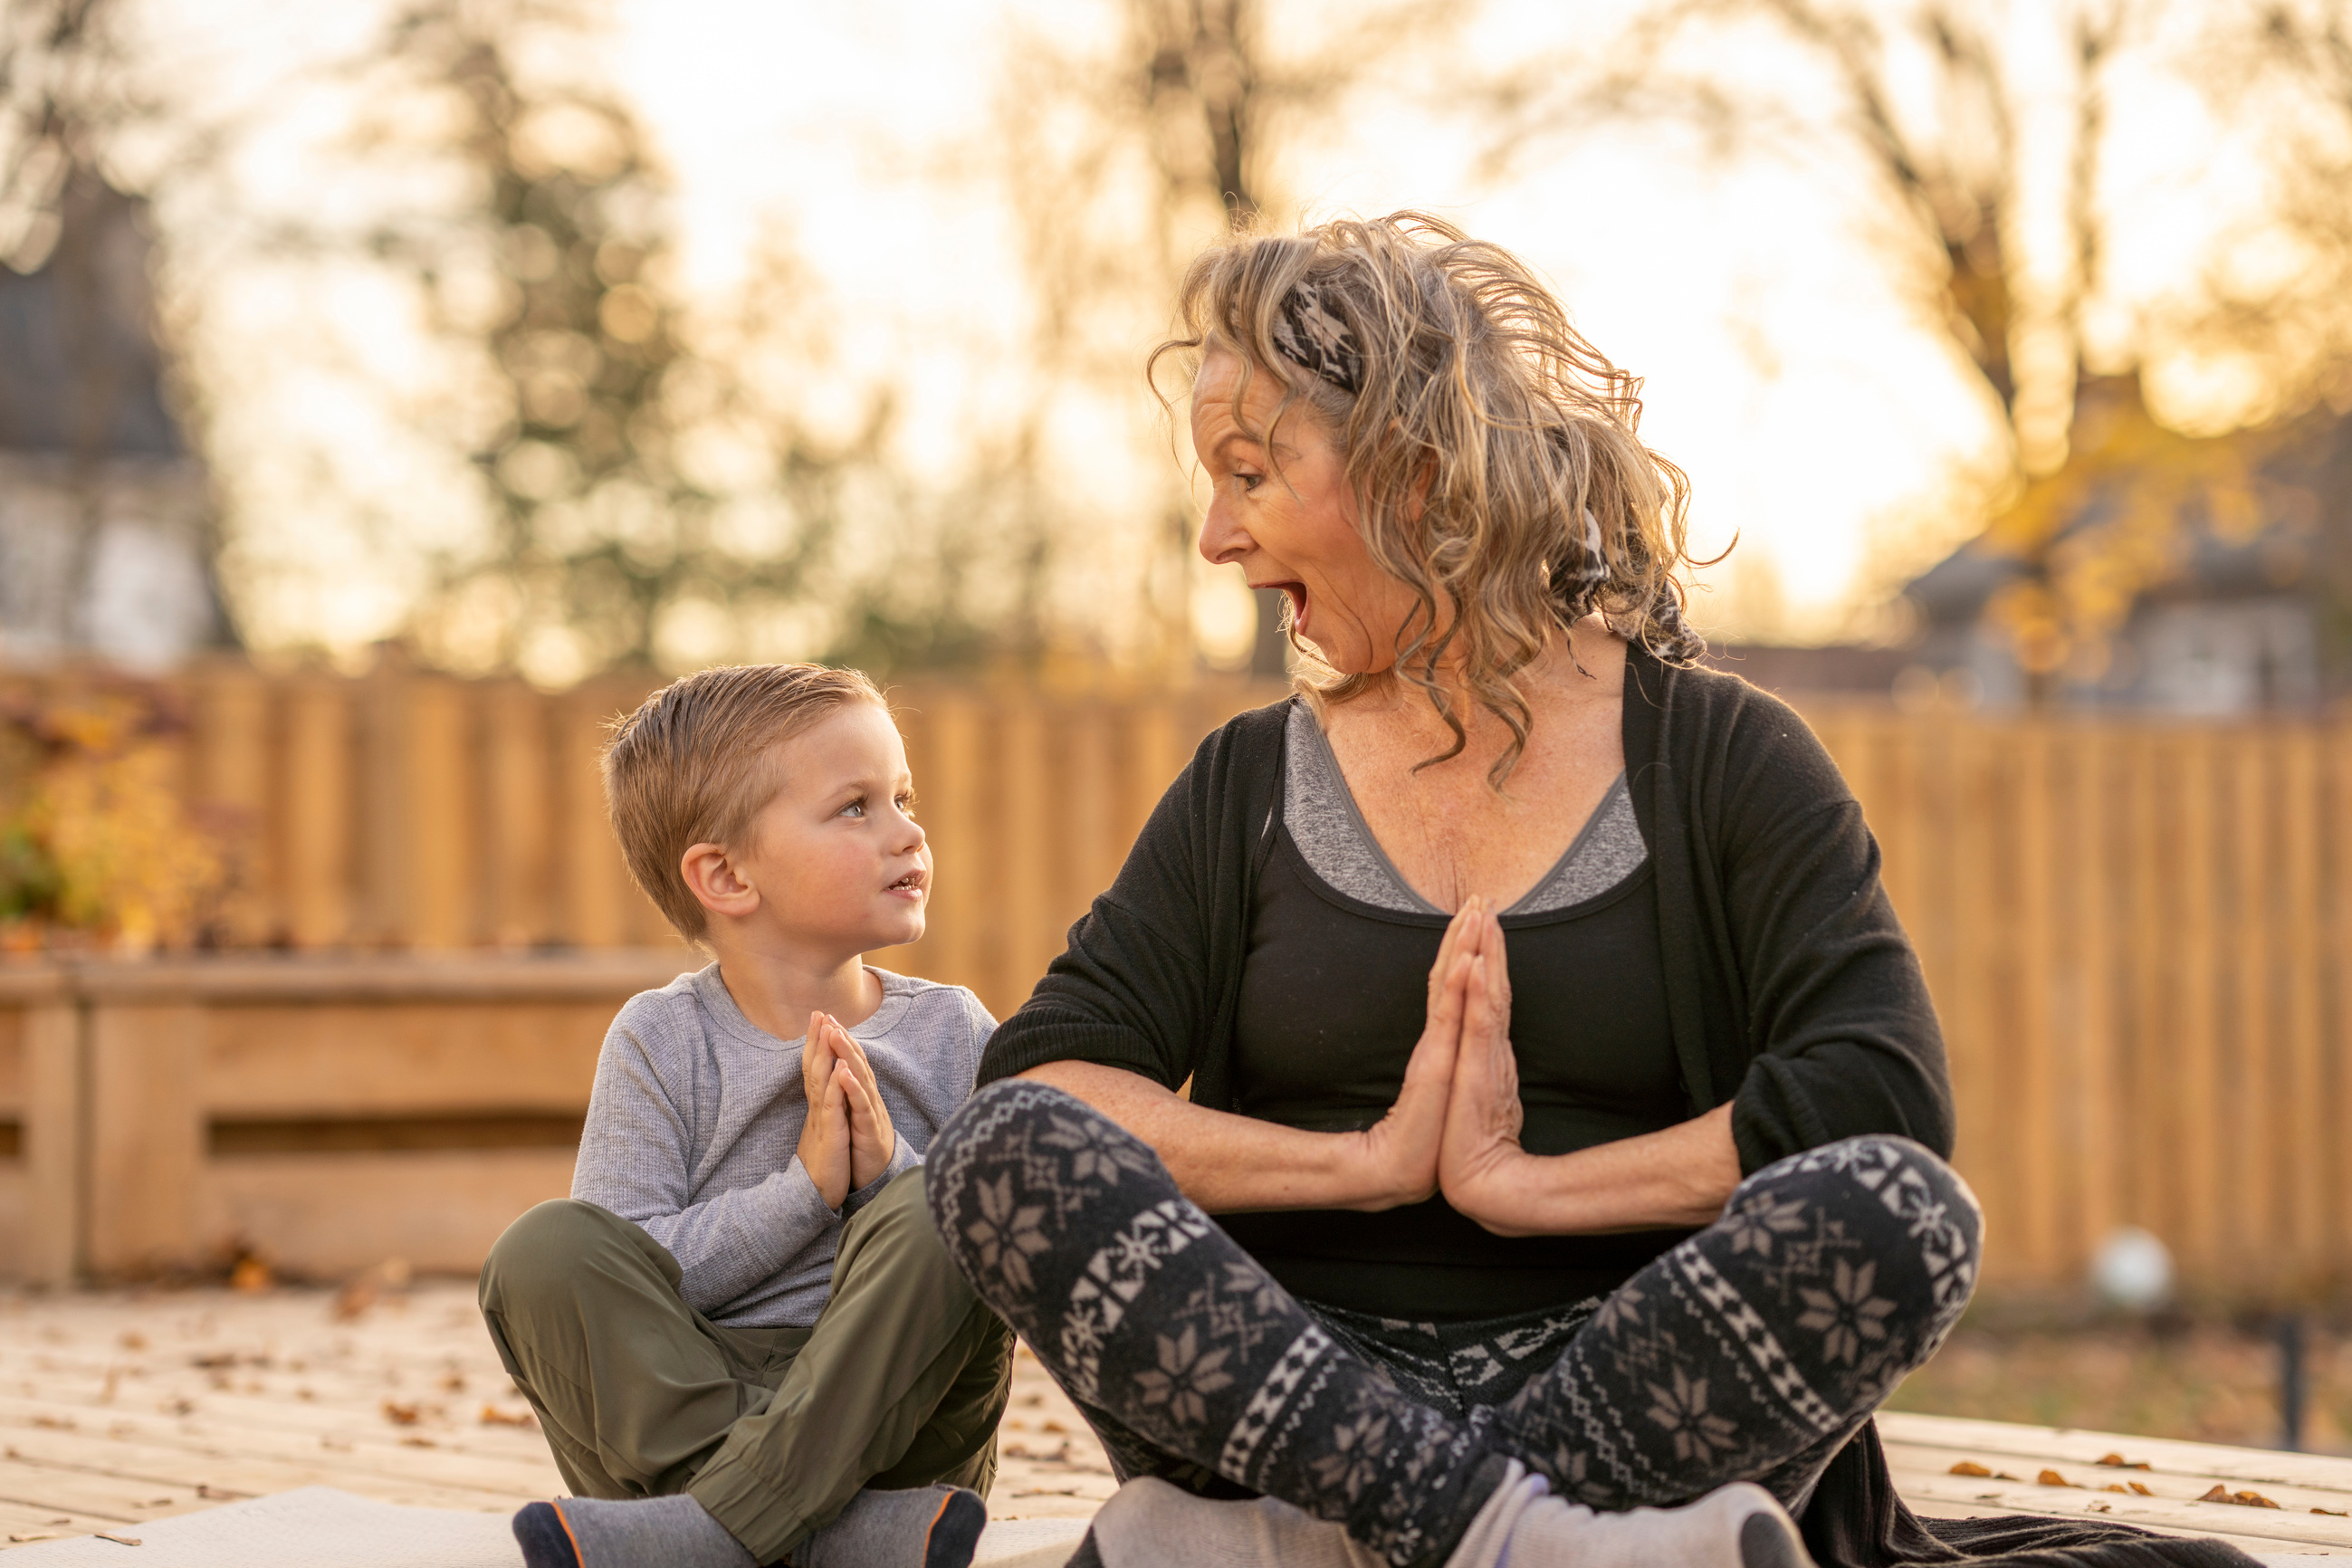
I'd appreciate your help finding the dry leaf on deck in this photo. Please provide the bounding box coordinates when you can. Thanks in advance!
[2097,1453,2153,1470]
[2038,1469,2073,1487]
[2197,1486,2281,1508]
[2128,1483,2155,1496]
[381,1401,421,1426]
[1950,1461,1993,1477]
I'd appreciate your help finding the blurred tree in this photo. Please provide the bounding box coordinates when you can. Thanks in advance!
[995,0,1459,678]
[1474,0,2300,695]
[339,0,1033,684]
[351,1,845,683]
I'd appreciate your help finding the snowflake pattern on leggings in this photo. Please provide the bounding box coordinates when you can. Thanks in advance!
[926,1081,1982,1568]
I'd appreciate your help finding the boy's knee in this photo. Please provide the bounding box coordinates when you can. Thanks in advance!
[843,1166,978,1295]
[480,1199,637,1310]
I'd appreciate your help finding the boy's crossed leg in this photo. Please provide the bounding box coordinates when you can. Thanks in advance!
[480,1168,1013,1566]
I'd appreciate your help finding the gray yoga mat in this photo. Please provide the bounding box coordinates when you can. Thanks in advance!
[4,1488,1092,1568]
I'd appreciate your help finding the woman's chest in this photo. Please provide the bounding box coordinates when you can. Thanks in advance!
[1231,846,1683,1149]
[1323,709,1624,911]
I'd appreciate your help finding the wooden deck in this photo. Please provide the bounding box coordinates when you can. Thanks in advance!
[0,1284,2343,1557]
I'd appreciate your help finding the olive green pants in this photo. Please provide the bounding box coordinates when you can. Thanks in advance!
[477,1168,1014,1564]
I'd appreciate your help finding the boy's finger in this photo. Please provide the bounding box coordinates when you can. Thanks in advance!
[837,1063,875,1125]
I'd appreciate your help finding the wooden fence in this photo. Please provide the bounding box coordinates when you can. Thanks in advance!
[2,660,2348,1299]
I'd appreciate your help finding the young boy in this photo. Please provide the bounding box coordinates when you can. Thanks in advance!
[479,664,1012,1568]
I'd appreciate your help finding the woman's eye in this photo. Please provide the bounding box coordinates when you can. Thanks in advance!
[1234,471,1262,492]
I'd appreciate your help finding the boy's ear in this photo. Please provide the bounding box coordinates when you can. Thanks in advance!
[680,841,760,921]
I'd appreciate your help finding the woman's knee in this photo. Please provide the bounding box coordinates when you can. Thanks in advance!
[1735,1135,1982,1317]
[926,1076,1160,1214]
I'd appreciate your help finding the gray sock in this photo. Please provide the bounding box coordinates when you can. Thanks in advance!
[793,1486,989,1568]
[518,1494,756,1568]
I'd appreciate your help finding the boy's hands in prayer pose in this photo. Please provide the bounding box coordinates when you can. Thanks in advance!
[795,1012,897,1209]
[817,1013,898,1190]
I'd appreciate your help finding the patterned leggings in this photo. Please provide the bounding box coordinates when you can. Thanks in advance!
[926,1081,1981,1568]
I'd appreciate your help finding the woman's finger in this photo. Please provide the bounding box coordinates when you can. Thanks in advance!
[1481,913,1510,1017]
[1427,895,1481,997]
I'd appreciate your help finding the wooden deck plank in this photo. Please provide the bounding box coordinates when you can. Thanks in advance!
[5,1288,2351,1557]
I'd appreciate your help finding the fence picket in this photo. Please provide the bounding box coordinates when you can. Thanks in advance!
[6,659,2351,1296]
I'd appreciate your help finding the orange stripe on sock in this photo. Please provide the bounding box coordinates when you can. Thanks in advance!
[550,1499,588,1568]
[927,1492,953,1544]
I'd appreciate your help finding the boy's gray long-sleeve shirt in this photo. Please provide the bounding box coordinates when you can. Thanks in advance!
[571,963,994,1327]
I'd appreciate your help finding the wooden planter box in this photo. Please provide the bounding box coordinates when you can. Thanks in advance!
[0,951,693,1283]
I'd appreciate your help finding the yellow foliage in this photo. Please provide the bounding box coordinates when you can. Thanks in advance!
[0,686,232,952]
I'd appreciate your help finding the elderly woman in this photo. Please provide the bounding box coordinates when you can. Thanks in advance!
[924,216,2240,1568]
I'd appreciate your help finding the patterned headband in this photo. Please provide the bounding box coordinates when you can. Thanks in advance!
[1270,281,1365,396]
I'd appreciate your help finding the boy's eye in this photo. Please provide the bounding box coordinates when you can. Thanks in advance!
[838,797,865,818]
[897,792,916,815]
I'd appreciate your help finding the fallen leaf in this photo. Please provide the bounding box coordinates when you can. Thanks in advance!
[399,1437,436,1448]
[2314,1507,2349,1517]
[30,1415,73,1430]
[2038,1469,2073,1488]
[7,1535,59,1544]
[1996,1472,2023,1483]
[228,1257,272,1294]
[2127,1483,2155,1497]
[2102,1484,2129,1495]
[480,1405,537,1428]
[2087,1502,2111,1514]
[2096,1454,2154,1471]
[95,1533,142,1546]
[1950,1461,1993,1477]
[381,1401,421,1426]
[2198,1486,2281,1509]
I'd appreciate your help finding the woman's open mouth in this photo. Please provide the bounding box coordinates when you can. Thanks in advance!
[1262,580,1308,638]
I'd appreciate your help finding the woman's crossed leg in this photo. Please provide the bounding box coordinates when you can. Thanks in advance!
[925,1080,1980,1568]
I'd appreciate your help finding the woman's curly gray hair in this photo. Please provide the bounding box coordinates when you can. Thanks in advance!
[1152,211,1708,789]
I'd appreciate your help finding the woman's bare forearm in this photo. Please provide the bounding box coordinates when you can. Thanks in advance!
[1481,1104,1744,1237]
[1017,1060,1413,1213]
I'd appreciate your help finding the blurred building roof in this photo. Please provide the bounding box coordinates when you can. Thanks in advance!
[1898,391,2352,712]
[0,176,181,459]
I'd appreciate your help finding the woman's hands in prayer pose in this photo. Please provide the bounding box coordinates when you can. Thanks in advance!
[1018,888,1740,1229]
[1425,909,1745,1236]
[1436,909,1542,1234]
[1351,898,1485,1209]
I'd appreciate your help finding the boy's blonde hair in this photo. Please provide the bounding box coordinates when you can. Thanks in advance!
[601,664,886,940]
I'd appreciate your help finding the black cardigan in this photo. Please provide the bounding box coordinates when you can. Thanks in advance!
[976,645,2254,1568]
[977,644,1954,1170]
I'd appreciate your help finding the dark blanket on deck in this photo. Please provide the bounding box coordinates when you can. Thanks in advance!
[1805,1423,2263,1568]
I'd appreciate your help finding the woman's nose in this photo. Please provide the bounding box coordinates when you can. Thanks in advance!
[1198,501,1250,566]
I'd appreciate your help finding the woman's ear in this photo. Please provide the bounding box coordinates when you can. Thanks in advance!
[680,841,760,922]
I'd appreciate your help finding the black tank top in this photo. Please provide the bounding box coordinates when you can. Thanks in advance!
[1219,806,1695,1320]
